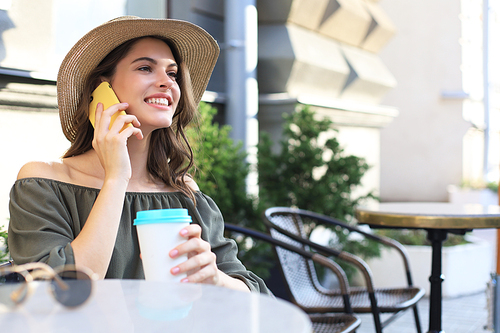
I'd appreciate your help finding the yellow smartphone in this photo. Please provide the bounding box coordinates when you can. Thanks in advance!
[89,82,131,130]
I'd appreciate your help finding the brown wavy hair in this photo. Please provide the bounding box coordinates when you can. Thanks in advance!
[63,36,197,203]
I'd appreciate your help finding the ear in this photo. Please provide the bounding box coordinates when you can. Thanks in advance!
[98,76,110,84]
[91,77,110,92]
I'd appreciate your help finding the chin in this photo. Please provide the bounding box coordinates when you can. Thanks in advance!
[147,117,173,128]
[156,120,173,129]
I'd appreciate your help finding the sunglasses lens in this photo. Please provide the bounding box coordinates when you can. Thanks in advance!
[0,272,27,308]
[51,269,92,307]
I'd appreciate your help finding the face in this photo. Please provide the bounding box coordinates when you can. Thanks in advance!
[109,37,181,132]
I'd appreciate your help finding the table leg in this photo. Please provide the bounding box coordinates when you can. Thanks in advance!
[426,229,448,333]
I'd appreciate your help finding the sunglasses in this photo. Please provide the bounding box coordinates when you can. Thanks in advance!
[0,262,98,309]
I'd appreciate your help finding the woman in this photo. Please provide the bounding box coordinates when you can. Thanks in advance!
[8,16,270,294]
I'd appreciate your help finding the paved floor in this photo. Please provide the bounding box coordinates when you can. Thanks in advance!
[354,228,497,333]
[355,290,491,333]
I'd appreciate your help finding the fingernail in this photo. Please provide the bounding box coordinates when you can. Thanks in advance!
[180,229,188,236]
[170,249,178,257]
[180,278,189,283]
[171,267,180,275]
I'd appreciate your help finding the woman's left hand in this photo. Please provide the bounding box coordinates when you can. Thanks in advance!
[169,224,221,285]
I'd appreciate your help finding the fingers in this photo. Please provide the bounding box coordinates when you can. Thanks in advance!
[178,224,202,238]
[172,250,218,284]
[93,102,105,127]
[117,122,144,140]
[94,102,143,140]
[168,225,203,260]
[94,102,126,130]
[169,234,209,259]
[169,224,220,284]
[92,102,142,180]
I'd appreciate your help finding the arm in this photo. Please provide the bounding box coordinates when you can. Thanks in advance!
[167,181,250,291]
[71,102,142,278]
[70,178,128,278]
[12,154,132,278]
[12,104,139,278]
[169,192,271,293]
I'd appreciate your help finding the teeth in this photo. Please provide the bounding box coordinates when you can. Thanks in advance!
[146,98,169,106]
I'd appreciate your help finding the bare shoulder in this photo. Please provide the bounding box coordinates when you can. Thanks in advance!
[17,152,104,188]
[17,160,69,181]
[184,175,200,192]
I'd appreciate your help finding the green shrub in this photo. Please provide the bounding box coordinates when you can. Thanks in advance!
[257,105,380,279]
[188,103,380,280]
[257,105,374,219]
[0,225,8,263]
[376,229,469,247]
[187,102,258,226]
[186,103,272,278]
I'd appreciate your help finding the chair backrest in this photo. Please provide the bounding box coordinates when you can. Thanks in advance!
[264,208,336,308]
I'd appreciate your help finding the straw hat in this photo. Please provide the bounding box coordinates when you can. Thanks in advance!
[57,16,220,142]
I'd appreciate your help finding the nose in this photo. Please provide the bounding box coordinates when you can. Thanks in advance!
[156,71,175,90]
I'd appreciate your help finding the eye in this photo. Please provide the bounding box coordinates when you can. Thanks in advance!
[167,71,178,81]
[138,65,152,72]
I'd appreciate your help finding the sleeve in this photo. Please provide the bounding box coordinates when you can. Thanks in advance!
[8,179,77,268]
[190,193,273,296]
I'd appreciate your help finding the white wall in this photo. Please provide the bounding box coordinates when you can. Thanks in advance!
[378,0,471,202]
[0,110,68,229]
[336,126,381,200]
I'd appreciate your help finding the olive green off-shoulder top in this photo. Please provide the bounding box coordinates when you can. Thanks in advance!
[8,178,271,294]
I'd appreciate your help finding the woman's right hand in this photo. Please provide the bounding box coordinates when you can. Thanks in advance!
[72,103,142,278]
[92,102,143,182]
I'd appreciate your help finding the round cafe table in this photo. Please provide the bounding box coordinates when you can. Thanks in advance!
[356,202,500,333]
[0,279,312,333]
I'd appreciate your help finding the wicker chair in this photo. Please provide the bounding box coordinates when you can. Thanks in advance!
[263,207,425,333]
[224,223,361,333]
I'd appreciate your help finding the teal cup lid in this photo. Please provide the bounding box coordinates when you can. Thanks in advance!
[133,209,192,225]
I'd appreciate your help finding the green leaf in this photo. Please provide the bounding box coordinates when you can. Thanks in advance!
[188,103,380,282]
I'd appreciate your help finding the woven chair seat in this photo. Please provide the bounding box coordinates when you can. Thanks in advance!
[297,286,423,313]
[309,313,361,333]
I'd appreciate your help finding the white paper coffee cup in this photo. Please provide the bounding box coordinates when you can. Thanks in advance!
[134,209,192,282]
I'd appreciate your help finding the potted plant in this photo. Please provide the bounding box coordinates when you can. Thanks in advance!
[447,182,498,206]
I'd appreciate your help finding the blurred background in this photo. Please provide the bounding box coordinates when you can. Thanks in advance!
[0,0,498,228]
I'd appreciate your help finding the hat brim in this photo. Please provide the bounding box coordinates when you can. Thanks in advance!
[57,16,220,142]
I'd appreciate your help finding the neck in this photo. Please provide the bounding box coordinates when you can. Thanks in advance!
[127,132,177,192]
[125,134,160,190]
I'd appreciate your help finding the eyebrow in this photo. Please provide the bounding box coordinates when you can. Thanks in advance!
[131,57,178,69]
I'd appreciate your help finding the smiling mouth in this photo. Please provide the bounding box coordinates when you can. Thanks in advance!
[145,98,170,106]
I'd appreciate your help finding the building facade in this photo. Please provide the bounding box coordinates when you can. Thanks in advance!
[169,0,399,202]
[3,0,483,227]
[379,0,499,202]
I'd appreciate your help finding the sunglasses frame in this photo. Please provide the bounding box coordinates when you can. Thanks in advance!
[0,262,98,309]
